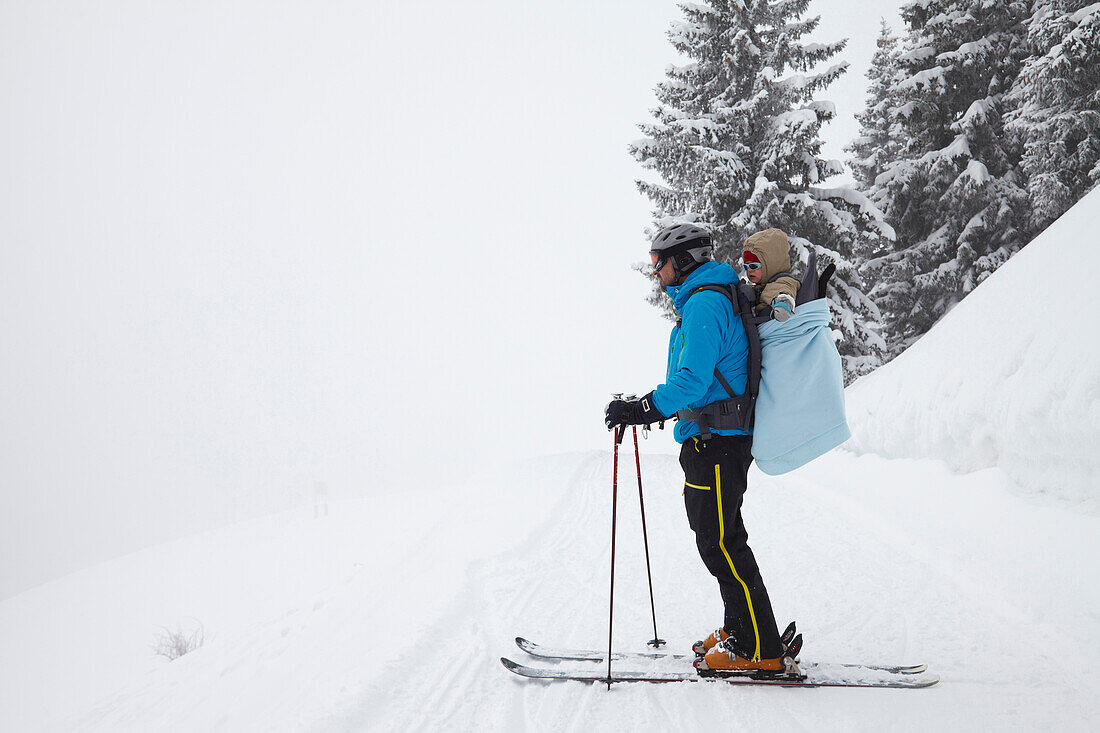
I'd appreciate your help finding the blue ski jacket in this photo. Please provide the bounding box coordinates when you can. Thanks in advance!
[651,261,750,443]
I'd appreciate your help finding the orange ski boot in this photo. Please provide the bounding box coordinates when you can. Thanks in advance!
[694,637,787,677]
[691,627,730,656]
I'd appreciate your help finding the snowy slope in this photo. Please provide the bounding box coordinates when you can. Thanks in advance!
[2,449,1099,732]
[845,187,1100,510]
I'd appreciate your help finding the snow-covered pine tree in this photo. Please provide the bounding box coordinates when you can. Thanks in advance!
[861,0,1031,357]
[630,0,890,381]
[1005,1,1100,233]
[847,21,907,198]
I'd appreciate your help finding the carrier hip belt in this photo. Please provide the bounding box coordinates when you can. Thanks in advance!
[676,393,754,441]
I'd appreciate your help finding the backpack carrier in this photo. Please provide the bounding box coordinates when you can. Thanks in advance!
[673,252,835,440]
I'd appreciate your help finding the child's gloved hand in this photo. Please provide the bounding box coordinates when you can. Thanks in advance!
[771,294,795,321]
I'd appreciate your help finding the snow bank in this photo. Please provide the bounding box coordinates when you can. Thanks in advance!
[845,187,1100,509]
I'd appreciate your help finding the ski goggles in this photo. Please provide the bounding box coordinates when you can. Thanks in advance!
[649,252,667,274]
[650,238,711,275]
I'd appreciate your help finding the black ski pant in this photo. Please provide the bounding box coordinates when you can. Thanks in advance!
[680,434,783,660]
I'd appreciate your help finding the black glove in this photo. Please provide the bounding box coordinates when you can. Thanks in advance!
[604,391,665,431]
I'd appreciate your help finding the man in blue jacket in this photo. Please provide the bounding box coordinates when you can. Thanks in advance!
[604,223,785,675]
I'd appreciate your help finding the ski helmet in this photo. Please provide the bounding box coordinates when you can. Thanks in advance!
[650,223,713,276]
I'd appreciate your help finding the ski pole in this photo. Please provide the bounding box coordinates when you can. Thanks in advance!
[607,424,621,689]
[633,425,665,649]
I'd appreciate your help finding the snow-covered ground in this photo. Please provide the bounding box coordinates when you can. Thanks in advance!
[2,449,1097,731]
[5,150,1100,733]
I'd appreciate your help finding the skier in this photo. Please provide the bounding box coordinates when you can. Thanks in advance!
[604,222,787,674]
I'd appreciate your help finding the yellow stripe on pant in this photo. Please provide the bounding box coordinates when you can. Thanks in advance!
[714,463,762,662]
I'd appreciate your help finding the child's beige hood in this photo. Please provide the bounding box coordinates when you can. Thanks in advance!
[743,228,792,282]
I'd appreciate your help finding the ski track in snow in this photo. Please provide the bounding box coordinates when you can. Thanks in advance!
[3,449,1097,731]
[337,450,1095,732]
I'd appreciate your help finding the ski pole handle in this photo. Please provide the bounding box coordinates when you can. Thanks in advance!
[611,393,627,444]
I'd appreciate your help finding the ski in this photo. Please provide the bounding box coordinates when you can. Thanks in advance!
[515,637,928,676]
[517,636,689,662]
[501,657,939,689]
[517,621,797,664]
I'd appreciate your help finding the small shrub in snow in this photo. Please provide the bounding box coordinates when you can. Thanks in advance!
[152,622,204,661]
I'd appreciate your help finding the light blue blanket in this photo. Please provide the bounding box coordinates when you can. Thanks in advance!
[753,298,850,475]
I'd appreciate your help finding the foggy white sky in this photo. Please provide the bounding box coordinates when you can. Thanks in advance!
[1,0,904,598]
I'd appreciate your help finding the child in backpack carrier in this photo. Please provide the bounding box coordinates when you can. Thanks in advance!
[741,228,800,321]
